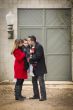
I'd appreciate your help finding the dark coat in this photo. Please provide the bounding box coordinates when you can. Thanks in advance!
[20,46,29,70]
[30,42,47,76]
[13,48,28,79]
[21,45,30,58]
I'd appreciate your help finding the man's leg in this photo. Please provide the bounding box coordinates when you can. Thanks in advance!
[38,75,47,101]
[29,76,39,99]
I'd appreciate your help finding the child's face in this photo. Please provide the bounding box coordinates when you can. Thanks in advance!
[24,40,28,47]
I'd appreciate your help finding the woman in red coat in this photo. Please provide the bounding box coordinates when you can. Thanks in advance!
[11,39,28,101]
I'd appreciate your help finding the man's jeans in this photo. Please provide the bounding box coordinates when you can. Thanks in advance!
[32,75,46,99]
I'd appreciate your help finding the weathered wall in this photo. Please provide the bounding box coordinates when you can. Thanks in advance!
[0,0,72,81]
[71,0,73,80]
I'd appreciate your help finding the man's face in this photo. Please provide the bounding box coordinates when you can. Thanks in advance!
[27,38,32,46]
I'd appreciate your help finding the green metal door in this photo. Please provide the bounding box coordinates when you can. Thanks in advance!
[18,9,71,81]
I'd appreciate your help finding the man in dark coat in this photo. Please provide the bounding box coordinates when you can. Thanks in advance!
[27,35,47,101]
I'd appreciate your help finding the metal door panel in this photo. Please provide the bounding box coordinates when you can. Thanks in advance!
[18,9,43,26]
[46,55,71,81]
[18,28,44,46]
[45,9,71,26]
[46,28,71,54]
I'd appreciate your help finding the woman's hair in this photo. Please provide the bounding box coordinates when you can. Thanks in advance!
[19,39,24,44]
[15,39,20,46]
[11,39,20,54]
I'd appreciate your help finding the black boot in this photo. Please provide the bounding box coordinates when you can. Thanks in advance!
[20,85,26,99]
[15,85,24,101]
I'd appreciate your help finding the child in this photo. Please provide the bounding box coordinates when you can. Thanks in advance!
[23,39,34,77]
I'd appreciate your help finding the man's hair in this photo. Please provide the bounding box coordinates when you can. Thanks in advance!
[24,38,27,41]
[28,35,36,42]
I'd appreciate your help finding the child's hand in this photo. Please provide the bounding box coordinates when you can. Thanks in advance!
[27,58,30,62]
[30,49,34,54]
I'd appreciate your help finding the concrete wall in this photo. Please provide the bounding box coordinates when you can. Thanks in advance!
[71,1,73,81]
[0,0,72,81]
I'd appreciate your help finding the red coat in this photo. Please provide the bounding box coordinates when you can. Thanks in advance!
[13,48,28,79]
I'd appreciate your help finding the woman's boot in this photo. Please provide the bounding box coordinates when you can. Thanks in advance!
[15,85,24,101]
[20,85,26,99]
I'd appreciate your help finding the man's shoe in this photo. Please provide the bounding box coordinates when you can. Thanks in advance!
[39,98,46,101]
[29,96,39,99]
[15,97,25,101]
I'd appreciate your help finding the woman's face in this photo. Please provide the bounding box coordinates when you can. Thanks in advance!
[18,42,23,47]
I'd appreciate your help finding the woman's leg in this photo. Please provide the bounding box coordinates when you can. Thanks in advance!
[20,79,26,98]
[15,79,24,101]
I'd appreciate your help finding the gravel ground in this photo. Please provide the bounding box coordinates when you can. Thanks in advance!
[0,84,73,110]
